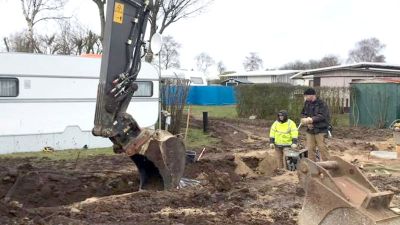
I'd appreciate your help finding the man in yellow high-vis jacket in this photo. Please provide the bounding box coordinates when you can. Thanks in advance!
[269,110,299,169]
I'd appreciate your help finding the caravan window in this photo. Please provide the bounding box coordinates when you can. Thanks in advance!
[190,77,204,84]
[0,78,19,97]
[133,81,153,97]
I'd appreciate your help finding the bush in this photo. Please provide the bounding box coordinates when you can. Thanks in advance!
[161,79,190,134]
[236,84,349,126]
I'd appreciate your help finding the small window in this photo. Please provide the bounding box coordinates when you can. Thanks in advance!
[190,77,204,84]
[133,81,153,97]
[0,78,19,97]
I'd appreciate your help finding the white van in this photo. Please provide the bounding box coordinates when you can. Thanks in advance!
[161,69,207,86]
[0,53,159,153]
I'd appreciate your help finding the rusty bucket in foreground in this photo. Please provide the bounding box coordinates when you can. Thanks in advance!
[125,129,186,190]
[298,156,400,225]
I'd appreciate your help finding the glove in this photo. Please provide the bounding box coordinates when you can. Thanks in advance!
[269,143,275,149]
[301,117,313,125]
[291,144,297,149]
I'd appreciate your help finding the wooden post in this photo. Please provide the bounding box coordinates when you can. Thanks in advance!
[184,105,191,143]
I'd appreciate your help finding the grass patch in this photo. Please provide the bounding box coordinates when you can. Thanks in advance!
[187,105,237,119]
[0,147,113,161]
[0,128,219,160]
[185,128,219,149]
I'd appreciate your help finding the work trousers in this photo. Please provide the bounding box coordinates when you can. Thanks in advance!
[306,133,330,161]
[274,146,285,169]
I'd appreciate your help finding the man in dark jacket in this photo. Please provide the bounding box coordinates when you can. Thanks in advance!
[300,88,331,161]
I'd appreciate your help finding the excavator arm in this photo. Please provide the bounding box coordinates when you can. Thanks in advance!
[93,0,185,190]
[93,0,148,138]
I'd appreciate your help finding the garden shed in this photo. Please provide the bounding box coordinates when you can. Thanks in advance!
[350,78,400,128]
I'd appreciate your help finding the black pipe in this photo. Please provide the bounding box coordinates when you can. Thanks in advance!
[203,112,208,133]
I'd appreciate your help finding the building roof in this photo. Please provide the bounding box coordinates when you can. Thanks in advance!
[291,62,400,79]
[0,52,158,79]
[351,78,400,84]
[0,52,100,78]
[161,68,204,79]
[220,70,300,77]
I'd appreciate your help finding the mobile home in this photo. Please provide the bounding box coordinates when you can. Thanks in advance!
[0,53,159,153]
[161,69,207,86]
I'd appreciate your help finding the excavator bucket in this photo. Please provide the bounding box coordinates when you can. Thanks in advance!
[125,129,186,190]
[298,156,400,225]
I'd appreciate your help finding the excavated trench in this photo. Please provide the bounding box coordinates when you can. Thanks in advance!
[0,161,139,208]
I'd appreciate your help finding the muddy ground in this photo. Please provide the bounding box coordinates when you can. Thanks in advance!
[0,117,399,225]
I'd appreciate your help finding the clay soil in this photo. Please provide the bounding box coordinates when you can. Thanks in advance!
[1,117,399,225]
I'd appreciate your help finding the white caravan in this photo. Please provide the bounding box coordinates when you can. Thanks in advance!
[161,69,207,86]
[0,53,159,154]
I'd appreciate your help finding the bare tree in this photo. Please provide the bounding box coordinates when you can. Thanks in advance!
[348,37,386,63]
[3,38,10,52]
[51,20,76,55]
[5,21,101,55]
[147,0,214,62]
[20,0,69,52]
[31,20,73,54]
[90,0,213,61]
[3,31,31,52]
[36,33,60,54]
[29,19,101,55]
[319,55,341,67]
[160,35,181,69]
[91,0,106,41]
[308,59,320,69]
[83,31,102,54]
[152,0,213,34]
[70,26,102,55]
[217,61,226,75]
[195,52,214,73]
[280,55,340,70]
[243,52,263,71]
[47,21,98,55]
[280,60,308,70]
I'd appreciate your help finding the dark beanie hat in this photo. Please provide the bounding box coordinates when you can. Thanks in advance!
[304,88,316,95]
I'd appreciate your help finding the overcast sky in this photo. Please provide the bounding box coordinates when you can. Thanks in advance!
[1,0,400,74]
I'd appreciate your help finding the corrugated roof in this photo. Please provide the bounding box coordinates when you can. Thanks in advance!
[351,78,400,84]
[291,62,400,79]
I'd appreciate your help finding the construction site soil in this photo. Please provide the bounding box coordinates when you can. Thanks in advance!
[0,117,399,225]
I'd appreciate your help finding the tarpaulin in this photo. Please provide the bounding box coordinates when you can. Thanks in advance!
[186,86,236,105]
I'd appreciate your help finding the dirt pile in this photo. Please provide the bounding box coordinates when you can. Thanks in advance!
[0,117,399,224]
[0,160,138,209]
